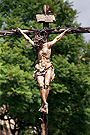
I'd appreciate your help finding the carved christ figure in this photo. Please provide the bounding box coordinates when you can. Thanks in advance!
[17,27,69,114]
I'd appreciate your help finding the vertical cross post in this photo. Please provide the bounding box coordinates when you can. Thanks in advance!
[41,5,49,135]
[43,5,49,42]
[36,5,56,135]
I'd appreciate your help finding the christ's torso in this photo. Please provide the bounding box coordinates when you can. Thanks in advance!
[38,43,51,68]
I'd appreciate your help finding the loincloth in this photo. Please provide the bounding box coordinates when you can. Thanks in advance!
[33,61,55,83]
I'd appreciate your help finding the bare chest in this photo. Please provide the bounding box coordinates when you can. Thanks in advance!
[38,44,51,59]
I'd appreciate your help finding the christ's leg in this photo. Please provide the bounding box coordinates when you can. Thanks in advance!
[43,68,52,113]
[37,76,48,106]
[45,68,52,99]
[37,75,48,113]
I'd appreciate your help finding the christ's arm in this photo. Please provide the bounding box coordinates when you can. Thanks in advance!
[17,27,35,47]
[48,29,69,48]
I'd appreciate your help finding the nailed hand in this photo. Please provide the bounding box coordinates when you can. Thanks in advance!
[16,27,21,33]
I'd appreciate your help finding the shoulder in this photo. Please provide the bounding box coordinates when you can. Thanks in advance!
[43,42,51,48]
[47,42,53,48]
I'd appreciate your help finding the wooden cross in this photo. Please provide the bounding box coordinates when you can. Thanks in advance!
[1,26,90,37]
[36,5,56,135]
[0,5,90,135]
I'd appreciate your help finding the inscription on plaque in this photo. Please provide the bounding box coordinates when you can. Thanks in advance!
[36,14,56,23]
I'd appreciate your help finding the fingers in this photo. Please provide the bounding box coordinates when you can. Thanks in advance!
[16,27,21,33]
[68,28,71,31]
[17,27,19,30]
[65,28,71,32]
[17,27,20,30]
[64,28,71,34]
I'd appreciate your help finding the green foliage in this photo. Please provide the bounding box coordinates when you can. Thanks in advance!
[49,54,90,135]
[0,38,40,134]
[0,0,90,135]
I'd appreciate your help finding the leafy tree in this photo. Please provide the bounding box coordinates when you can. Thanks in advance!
[0,0,90,135]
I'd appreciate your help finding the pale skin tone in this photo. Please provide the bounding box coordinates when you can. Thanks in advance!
[17,27,69,113]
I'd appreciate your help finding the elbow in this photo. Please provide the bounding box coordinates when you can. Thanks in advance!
[56,36,62,42]
[56,36,62,41]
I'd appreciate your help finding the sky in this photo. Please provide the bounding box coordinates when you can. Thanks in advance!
[64,0,90,42]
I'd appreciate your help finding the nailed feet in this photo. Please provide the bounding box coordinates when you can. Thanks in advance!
[38,104,48,114]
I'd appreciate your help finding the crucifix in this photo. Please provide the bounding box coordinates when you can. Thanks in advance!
[0,5,90,135]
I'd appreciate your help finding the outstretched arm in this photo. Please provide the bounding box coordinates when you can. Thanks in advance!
[17,27,35,47]
[49,29,69,47]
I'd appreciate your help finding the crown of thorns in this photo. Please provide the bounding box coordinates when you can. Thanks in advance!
[32,35,45,43]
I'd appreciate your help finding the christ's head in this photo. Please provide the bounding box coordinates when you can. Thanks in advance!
[32,35,46,50]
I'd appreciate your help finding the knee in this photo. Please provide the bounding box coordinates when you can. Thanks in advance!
[39,82,44,89]
[45,84,49,89]
[40,85,44,91]
[45,80,49,88]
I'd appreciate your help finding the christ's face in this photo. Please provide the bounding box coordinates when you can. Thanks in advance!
[35,40,43,48]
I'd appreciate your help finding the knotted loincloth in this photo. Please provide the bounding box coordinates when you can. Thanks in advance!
[33,61,55,84]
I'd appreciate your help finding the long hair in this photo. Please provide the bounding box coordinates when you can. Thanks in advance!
[32,35,46,51]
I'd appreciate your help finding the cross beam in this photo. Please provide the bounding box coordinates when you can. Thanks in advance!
[0,27,90,37]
